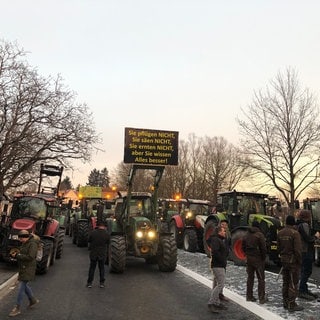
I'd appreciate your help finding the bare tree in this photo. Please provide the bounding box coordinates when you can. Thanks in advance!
[199,136,249,203]
[237,67,320,212]
[0,40,100,195]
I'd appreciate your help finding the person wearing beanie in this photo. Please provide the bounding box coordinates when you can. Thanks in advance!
[277,215,303,312]
[9,230,39,317]
[242,220,267,304]
[296,209,320,300]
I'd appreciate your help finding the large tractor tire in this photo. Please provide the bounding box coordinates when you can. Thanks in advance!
[170,220,183,249]
[230,229,247,266]
[183,229,198,252]
[203,220,218,257]
[109,235,126,273]
[157,234,177,272]
[36,239,53,275]
[76,221,89,247]
[56,227,65,259]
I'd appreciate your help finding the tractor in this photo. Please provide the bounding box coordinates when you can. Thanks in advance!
[160,198,212,252]
[203,190,282,266]
[302,198,320,266]
[106,164,177,273]
[0,164,65,274]
[71,186,114,247]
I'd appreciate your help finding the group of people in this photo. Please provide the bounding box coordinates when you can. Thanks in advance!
[8,221,110,317]
[207,209,320,314]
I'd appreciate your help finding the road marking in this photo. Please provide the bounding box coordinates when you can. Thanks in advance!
[176,264,285,320]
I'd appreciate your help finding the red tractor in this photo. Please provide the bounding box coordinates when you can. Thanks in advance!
[0,164,65,274]
[160,198,212,252]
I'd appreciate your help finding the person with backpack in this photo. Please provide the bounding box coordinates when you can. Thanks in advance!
[9,230,39,317]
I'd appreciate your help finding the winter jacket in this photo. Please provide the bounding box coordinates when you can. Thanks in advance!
[210,233,228,268]
[296,220,315,253]
[16,235,38,281]
[277,225,302,265]
[88,227,110,260]
[242,226,267,261]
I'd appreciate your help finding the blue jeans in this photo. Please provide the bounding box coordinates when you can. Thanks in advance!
[17,281,34,306]
[87,258,105,284]
[299,251,313,293]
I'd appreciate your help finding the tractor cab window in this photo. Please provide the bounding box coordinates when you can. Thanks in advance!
[11,197,46,220]
[188,204,210,216]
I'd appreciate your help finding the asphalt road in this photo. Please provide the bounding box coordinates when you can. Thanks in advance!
[0,236,262,320]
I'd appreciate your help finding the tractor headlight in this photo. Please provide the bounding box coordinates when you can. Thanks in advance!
[186,211,193,219]
[147,230,156,239]
[136,231,143,238]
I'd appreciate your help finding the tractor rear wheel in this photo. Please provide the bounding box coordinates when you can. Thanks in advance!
[109,235,126,273]
[183,229,198,252]
[230,229,247,266]
[56,227,65,259]
[77,221,89,247]
[157,234,177,272]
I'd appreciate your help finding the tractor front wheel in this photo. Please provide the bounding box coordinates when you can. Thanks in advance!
[183,229,198,252]
[157,234,177,272]
[109,235,126,273]
[36,239,53,274]
[170,221,183,249]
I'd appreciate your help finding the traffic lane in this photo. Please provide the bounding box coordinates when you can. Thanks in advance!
[0,237,262,320]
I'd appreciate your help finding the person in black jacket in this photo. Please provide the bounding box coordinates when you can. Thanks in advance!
[86,222,110,288]
[297,210,320,300]
[207,225,228,313]
[242,220,267,304]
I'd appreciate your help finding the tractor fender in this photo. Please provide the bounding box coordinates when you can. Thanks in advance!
[11,219,36,232]
[45,219,60,237]
[171,215,184,229]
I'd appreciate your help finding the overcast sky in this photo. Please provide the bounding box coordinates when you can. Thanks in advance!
[1,1,320,186]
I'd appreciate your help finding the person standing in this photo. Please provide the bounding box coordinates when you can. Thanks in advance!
[242,220,267,304]
[9,230,39,317]
[207,225,228,313]
[296,209,320,300]
[219,219,230,302]
[86,221,110,288]
[277,215,303,312]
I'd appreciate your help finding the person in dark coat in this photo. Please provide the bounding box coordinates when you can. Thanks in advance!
[296,209,320,300]
[242,220,267,304]
[9,229,39,317]
[86,221,110,288]
[207,225,228,313]
[277,215,303,313]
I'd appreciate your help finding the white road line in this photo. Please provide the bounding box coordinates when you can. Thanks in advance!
[176,264,285,320]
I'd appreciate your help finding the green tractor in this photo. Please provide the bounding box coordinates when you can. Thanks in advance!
[106,165,177,273]
[203,190,282,266]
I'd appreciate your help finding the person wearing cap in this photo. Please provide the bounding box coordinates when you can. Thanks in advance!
[296,209,320,300]
[277,215,303,312]
[9,230,39,317]
[86,221,110,288]
[242,220,267,304]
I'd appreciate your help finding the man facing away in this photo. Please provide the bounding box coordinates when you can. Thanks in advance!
[86,221,110,288]
[242,220,267,304]
[207,225,228,313]
[277,215,303,313]
[296,209,320,300]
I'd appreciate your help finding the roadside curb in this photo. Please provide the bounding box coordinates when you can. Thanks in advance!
[0,273,18,300]
[176,264,285,320]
